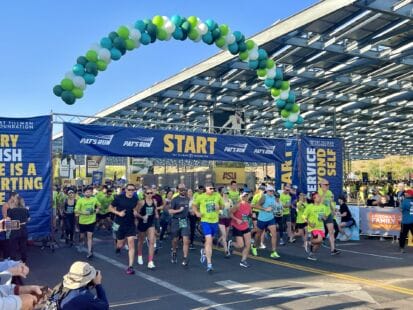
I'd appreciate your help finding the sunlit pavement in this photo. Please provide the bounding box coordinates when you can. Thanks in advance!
[27,231,413,309]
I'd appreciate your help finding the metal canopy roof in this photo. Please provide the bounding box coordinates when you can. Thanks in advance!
[54,0,413,160]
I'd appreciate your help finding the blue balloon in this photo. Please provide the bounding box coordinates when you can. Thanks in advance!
[110,48,122,60]
[274,80,283,89]
[287,91,296,103]
[100,37,112,49]
[248,59,259,69]
[134,19,146,32]
[296,115,304,124]
[276,99,286,109]
[205,19,217,31]
[173,28,184,40]
[72,64,85,76]
[228,42,239,55]
[264,78,275,88]
[275,68,283,80]
[170,15,182,26]
[233,31,243,42]
[258,49,268,60]
[258,59,267,69]
[140,33,151,45]
[285,103,293,111]
[83,73,95,85]
[284,121,295,129]
[202,32,214,45]
[238,41,247,52]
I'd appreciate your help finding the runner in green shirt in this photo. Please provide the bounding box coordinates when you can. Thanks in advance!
[96,187,114,230]
[228,180,240,206]
[192,183,224,273]
[294,193,309,250]
[75,186,101,259]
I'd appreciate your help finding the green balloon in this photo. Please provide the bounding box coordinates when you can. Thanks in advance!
[125,39,136,50]
[266,59,275,69]
[152,15,164,27]
[219,24,229,36]
[96,60,107,71]
[292,104,299,113]
[187,16,198,27]
[72,88,83,99]
[215,37,226,48]
[280,81,290,90]
[245,40,255,50]
[53,85,63,97]
[86,50,98,62]
[188,28,199,40]
[117,26,130,40]
[157,28,168,40]
[239,51,249,61]
[61,90,76,105]
[61,78,74,91]
[271,88,281,98]
[257,68,267,78]
[281,109,290,118]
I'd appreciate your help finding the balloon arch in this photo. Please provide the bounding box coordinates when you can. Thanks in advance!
[53,15,303,128]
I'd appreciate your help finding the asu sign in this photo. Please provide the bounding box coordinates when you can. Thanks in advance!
[214,167,245,184]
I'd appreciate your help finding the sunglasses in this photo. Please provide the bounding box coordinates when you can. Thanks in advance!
[206,187,215,190]
[126,188,135,191]
[145,192,153,195]
[321,183,329,186]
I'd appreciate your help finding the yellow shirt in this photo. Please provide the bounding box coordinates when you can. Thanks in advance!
[194,193,224,224]
[75,197,100,225]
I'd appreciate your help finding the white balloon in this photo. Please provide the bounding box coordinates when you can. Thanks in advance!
[266,67,276,79]
[197,23,208,35]
[225,33,236,45]
[129,28,141,41]
[90,43,101,52]
[73,76,86,90]
[98,48,111,63]
[288,113,298,123]
[249,50,259,60]
[193,35,202,42]
[162,16,170,23]
[65,71,76,80]
[164,21,176,34]
[280,90,289,100]
[165,32,172,41]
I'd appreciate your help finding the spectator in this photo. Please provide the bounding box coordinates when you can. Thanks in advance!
[399,189,413,253]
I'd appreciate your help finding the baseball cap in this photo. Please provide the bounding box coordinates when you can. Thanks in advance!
[240,192,249,197]
[405,189,413,197]
[266,185,275,191]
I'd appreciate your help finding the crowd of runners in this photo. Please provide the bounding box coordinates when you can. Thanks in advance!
[52,178,359,275]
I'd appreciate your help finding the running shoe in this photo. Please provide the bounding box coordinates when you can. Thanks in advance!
[227,240,233,255]
[331,249,341,256]
[400,248,406,253]
[307,253,317,261]
[240,260,250,268]
[250,246,258,256]
[206,264,214,274]
[147,261,156,269]
[126,266,135,275]
[189,244,195,250]
[288,237,296,243]
[171,251,177,264]
[137,255,143,265]
[259,243,266,249]
[182,257,189,267]
[200,249,206,264]
[279,239,286,246]
[304,242,310,254]
[86,252,93,259]
[270,251,280,259]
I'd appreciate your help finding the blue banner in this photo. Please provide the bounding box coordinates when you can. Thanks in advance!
[63,123,285,163]
[0,116,52,238]
[299,135,344,200]
[275,138,299,190]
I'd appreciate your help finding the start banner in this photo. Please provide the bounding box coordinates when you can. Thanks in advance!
[0,116,52,238]
[63,123,285,163]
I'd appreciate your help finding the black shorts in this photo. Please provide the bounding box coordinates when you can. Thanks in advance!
[232,227,250,237]
[116,224,136,240]
[138,222,155,233]
[296,223,307,229]
[324,214,334,224]
[97,213,111,221]
[79,223,95,233]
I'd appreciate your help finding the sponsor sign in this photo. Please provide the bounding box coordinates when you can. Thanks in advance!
[214,167,246,184]
[359,207,402,236]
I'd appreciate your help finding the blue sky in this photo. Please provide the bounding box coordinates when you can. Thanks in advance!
[0,0,317,119]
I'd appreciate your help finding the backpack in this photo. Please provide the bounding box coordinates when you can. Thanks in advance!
[44,282,71,310]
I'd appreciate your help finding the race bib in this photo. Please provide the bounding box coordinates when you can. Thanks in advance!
[146,206,154,216]
[66,206,74,214]
[242,214,249,222]
[179,218,188,229]
[112,222,120,232]
[206,202,215,213]
[86,207,94,215]
[318,212,324,220]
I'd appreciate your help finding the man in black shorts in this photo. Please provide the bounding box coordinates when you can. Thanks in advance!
[169,183,191,267]
[109,183,139,275]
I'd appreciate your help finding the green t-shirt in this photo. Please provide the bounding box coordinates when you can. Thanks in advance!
[251,192,263,212]
[96,192,114,214]
[303,203,331,232]
[318,188,335,218]
[280,192,291,215]
[75,197,100,225]
[228,190,240,205]
[194,193,224,223]
[296,201,309,224]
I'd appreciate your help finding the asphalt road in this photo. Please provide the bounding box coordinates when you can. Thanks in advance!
[25,231,413,309]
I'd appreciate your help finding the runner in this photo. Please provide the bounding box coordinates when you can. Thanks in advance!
[280,184,295,245]
[228,180,240,205]
[62,188,76,246]
[218,188,233,257]
[318,179,340,255]
[74,186,101,259]
[251,184,266,248]
[303,192,331,261]
[169,183,191,267]
[228,192,252,267]
[109,183,139,275]
[251,185,280,259]
[294,193,309,250]
[192,183,224,273]
[187,188,197,250]
[136,188,159,269]
[96,187,114,231]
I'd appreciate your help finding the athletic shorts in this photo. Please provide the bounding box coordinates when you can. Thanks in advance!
[296,223,307,229]
[282,214,291,223]
[290,208,297,223]
[170,218,190,238]
[274,216,283,225]
[137,221,155,233]
[324,214,334,224]
[311,229,325,239]
[116,224,136,240]
[79,223,95,233]
[232,227,250,237]
[257,218,276,230]
[97,213,111,221]
[219,218,231,227]
[201,222,219,237]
